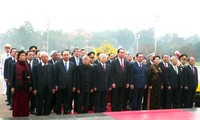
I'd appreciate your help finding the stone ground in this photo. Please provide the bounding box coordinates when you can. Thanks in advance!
[0,67,200,119]
[0,76,12,118]
[0,76,113,120]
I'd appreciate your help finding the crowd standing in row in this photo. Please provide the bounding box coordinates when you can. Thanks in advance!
[0,44,198,117]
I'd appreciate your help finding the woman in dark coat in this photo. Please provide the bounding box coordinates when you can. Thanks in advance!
[148,55,163,110]
[10,50,32,117]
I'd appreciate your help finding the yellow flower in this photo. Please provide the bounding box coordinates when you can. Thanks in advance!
[92,40,117,59]
[196,84,200,92]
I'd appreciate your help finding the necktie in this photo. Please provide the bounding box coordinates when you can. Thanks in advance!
[139,63,142,70]
[121,59,124,72]
[76,58,79,66]
[65,62,68,72]
[192,66,195,75]
[103,64,106,72]
[175,66,178,74]
[164,63,167,68]
[29,61,32,71]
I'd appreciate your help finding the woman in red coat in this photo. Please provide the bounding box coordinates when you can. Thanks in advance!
[10,50,32,117]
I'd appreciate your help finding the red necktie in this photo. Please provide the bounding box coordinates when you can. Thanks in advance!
[121,59,124,72]
[103,64,106,72]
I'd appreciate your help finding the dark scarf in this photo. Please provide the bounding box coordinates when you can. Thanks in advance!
[16,61,31,91]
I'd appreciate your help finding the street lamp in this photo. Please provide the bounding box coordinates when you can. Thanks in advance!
[154,15,159,54]
[135,32,140,54]
[47,19,50,54]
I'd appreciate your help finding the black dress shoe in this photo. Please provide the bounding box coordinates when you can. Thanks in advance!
[30,111,36,115]
[36,113,42,116]
[124,106,131,110]
[56,113,61,115]
[7,103,10,106]
[9,107,13,110]
[63,112,68,115]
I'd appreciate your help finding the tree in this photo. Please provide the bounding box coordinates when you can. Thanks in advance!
[92,40,117,58]
[138,28,155,54]
[1,21,42,50]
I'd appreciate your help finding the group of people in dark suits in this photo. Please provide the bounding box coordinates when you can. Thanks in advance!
[2,45,199,117]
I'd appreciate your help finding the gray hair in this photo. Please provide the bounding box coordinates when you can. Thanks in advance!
[82,55,89,60]
[40,51,48,57]
[100,53,108,58]
[170,56,178,61]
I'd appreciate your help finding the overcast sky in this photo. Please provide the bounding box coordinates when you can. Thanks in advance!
[0,0,199,37]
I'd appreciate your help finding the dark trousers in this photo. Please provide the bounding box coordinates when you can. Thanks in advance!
[111,87,125,111]
[6,82,9,100]
[36,87,51,116]
[180,89,185,107]
[94,91,108,112]
[89,93,94,110]
[131,88,144,110]
[166,89,180,108]
[142,88,148,110]
[30,91,36,112]
[184,89,196,108]
[50,94,56,112]
[71,92,78,111]
[123,88,130,108]
[7,84,11,104]
[56,88,72,114]
[161,87,167,109]
[77,92,90,113]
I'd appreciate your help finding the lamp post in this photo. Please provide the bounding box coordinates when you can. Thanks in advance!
[47,19,50,54]
[135,32,140,54]
[154,15,159,54]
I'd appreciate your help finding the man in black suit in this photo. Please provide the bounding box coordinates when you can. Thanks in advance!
[26,51,39,114]
[183,57,198,108]
[81,48,87,58]
[29,46,37,57]
[146,53,155,68]
[106,53,115,104]
[130,53,147,110]
[4,48,17,107]
[48,50,58,64]
[158,54,171,109]
[69,48,82,111]
[126,54,133,63]
[106,53,115,65]
[93,54,112,113]
[34,50,41,63]
[48,50,58,113]
[6,50,18,110]
[32,52,55,116]
[179,54,188,107]
[87,52,96,110]
[69,48,82,66]
[94,52,102,64]
[111,48,130,111]
[54,50,76,115]
[166,56,183,108]
[76,55,94,114]
[142,52,155,110]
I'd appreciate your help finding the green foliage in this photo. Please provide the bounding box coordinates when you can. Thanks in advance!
[0,21,200,60]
